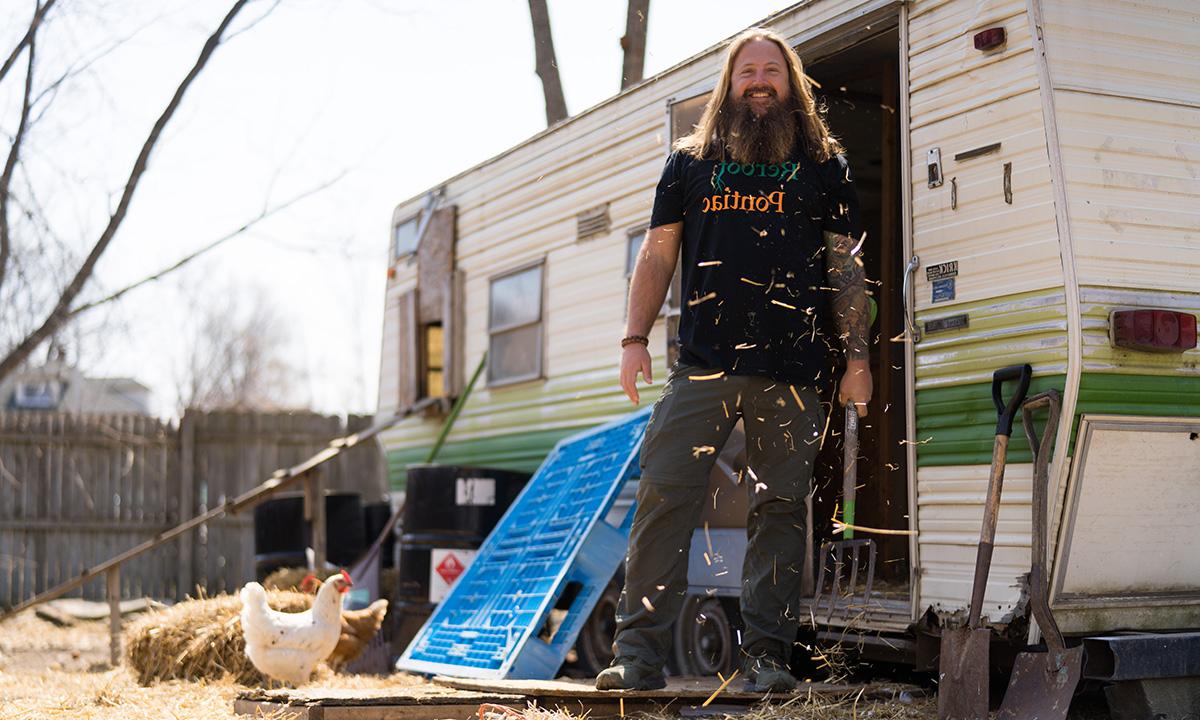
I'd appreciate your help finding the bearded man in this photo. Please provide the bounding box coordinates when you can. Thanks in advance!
[597,28,872,693]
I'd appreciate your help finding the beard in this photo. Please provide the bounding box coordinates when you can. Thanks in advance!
[721,93,800,166]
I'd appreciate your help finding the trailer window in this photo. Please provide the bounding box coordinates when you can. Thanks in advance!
[488,263,544,385]
[625,227,679,318]
[421,322,445,398]
[393,214,421,260]
[670,93,709,145]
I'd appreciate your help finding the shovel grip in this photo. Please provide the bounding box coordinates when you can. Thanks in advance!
[992,364,1032,436]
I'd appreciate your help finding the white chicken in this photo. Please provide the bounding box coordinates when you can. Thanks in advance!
[240,569,352,686]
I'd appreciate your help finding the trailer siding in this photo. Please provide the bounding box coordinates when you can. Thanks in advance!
[907,0,1069,623]
[916,463,1035,623]
[1039,0,1200,355]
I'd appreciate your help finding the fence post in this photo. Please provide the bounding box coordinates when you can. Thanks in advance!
[304,470,326,571]
[178,411,195,601]
[107,567,121,666]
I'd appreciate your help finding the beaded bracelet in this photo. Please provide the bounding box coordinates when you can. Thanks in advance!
[620,335,649,348]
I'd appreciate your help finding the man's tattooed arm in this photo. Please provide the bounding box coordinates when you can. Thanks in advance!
[823,230,869,360]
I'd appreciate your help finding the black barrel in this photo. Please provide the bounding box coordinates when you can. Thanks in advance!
[363,501,396,569]
[394,465,530,651]
[253,491,367,579]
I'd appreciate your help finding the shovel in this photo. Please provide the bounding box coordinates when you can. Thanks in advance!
[996,389,1083,719]
[938,364,1031,720]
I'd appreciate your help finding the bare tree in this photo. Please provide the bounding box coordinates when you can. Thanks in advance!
[0,0,271,385]
[620,0,649,89]
[527,1,652,124]
[175,283,302,413]
[527,0,567,126]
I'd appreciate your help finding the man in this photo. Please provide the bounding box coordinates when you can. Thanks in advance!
[597,28,872,693]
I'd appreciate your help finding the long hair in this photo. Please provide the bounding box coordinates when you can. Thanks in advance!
[675,28,842,163]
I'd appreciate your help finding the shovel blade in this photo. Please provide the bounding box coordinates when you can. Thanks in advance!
[938,627,991,720]
[996,645,1083,720]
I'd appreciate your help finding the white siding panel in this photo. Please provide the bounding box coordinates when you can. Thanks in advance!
[917,463,1034,622]
[1041,0,1200,107]
[907,0,1067,390]
[1052,91,1200,290]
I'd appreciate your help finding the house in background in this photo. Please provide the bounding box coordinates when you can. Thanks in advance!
[0,359,152,415]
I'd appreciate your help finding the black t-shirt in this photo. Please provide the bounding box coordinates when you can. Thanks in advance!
[649,148,863,387]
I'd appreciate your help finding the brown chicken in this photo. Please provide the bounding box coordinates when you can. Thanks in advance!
[299,575,389,670]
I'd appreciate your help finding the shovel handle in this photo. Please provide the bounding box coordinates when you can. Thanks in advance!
[966,365,1029,628]
[968,433,1008,628]
[992,364,1033,436]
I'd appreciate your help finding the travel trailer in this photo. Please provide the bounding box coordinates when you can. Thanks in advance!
[377,0,1199,681]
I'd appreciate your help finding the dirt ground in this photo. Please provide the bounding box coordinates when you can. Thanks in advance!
[0,609,942,720]
[0,608,1111,720]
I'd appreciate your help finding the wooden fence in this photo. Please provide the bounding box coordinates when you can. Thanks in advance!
[0,410,386,607]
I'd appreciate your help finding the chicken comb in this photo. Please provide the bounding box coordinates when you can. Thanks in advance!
[341,568,353,586]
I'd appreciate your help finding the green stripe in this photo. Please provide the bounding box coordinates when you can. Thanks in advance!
[916,373,1200,467]
[386,427,580,489]
[390,374,1200,477]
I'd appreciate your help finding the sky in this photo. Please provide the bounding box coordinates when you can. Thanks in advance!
[1,0,787,418]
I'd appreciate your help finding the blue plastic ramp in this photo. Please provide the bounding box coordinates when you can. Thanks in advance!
[395,407,650,679]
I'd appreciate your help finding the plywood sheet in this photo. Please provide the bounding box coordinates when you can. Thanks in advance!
[1058,417,1200,597]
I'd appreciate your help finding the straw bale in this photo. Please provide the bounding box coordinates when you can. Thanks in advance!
[124,590,312,686]
[261,566,339,591]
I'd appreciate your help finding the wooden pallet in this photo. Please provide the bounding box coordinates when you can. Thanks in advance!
[234,676,920,719]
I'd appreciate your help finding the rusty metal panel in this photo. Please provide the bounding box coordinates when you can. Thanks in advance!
[417,206,456,326]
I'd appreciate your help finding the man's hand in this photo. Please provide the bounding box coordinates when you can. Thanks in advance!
[620,343,653,404]
[839,359,872,417]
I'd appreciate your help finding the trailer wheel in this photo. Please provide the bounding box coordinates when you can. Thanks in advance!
[563,582,620,677]
[671,596,735,677]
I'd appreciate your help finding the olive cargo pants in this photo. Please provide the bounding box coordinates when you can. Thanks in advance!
[612,363,823,668]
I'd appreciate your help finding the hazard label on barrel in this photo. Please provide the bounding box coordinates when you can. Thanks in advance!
[429,548,477,603]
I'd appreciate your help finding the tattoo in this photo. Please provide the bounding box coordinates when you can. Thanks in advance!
[823,230,869,360]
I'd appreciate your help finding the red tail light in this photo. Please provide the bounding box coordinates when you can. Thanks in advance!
[1111,309,1197,352]
[973,28,1006,51]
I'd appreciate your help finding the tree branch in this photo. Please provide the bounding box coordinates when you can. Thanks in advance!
[66,173,345,320]
[0,0,55,88]
[620,0,649,90]
[527,0,567,126]
[0,28,37,295]
[0,0,257,383]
